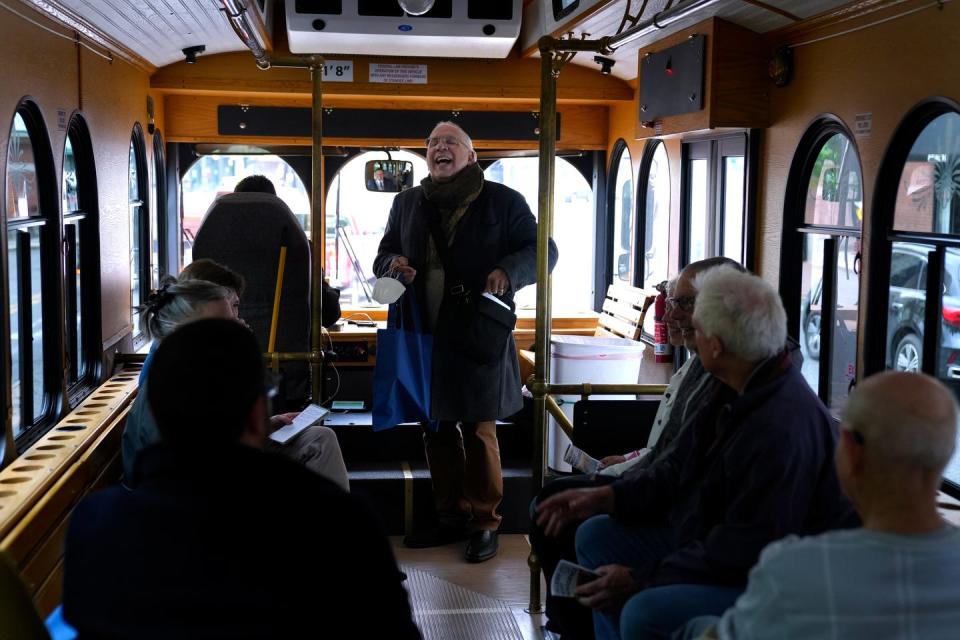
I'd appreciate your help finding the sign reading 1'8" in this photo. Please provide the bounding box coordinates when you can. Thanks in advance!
[322,61,354,82]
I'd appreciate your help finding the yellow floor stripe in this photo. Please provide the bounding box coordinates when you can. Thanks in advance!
[402,460,413,536]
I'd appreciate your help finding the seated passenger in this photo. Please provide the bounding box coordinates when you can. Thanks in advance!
[532,258,741,638]
[679,371,960,640]
[121,277,349,491]
[64,319,419,639]
[542,267,856,640]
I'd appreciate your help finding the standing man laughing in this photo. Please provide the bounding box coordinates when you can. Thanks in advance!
[374,121,557,562]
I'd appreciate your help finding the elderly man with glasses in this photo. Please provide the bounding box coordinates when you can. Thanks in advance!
[533,257,739,638]
[374,121,557,563]
[543,267,857,640]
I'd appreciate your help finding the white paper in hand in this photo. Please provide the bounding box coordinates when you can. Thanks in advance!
[550,560,601,598]
[269,404,330,444]
[564,443,601,475]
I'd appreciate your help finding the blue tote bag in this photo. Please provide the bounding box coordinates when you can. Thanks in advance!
[372,292,437,431]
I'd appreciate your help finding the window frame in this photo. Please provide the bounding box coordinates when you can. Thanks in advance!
[607,139,634,288]
[5,98,64,451]
[679,131,756,270]
[129,124,150,351]
[62,113,102,406]
[864,97,960,496]
[635,139,670,289]
[152,131,167,282]
[780,116,863,409]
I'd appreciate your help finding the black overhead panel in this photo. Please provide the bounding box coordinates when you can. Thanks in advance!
[217,107,559,141]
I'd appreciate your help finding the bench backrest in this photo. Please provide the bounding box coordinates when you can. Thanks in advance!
[596,284,657,341]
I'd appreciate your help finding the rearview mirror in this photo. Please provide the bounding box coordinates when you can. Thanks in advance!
[365,160,414,193]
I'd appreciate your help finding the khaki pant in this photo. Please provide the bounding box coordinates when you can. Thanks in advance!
[423,420,503,531]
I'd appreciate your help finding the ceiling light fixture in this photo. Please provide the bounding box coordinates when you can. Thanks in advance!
[398,0,435,16]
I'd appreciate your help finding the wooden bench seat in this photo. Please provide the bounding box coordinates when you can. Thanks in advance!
[0,366,142,616]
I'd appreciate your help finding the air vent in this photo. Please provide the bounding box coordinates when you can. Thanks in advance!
[286,0,521,58]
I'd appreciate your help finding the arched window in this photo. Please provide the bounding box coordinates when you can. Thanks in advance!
[485,157,595,312]
[152,131,166,279]
[638,141,670,335]
[325,150,428,305]
[62,114,101,395]
[5,100,61,440]
[609,141,634,284]
[128,125,150,348]
[181,154,311,266]
[866,99,960,489]
[781,118,862,414]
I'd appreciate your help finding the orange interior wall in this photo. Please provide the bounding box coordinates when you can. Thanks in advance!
[0,7,161,351]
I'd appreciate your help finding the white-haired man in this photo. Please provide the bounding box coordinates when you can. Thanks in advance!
[374,121,557,563]
[679,370,960,640]
[568,267,855,640]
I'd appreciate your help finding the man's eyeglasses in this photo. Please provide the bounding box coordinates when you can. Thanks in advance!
[666,296,696,312]
[425,136,464,148]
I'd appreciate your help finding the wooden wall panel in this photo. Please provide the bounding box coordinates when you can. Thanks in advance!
[759,2,960,288]
[0,6,159,356]
[164,94,609,149]
[151,52,633,104]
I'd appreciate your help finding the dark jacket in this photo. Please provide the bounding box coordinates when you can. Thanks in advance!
[64,444,420,640]
[612,351,858,588]
[374,178,558,421]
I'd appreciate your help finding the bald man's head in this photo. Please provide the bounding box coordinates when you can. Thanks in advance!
[843,371,958,474]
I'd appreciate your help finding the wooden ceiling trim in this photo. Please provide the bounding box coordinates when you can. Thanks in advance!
[150,53,635,104]
[19,0,154,71]
[163,95,609,150]
[765,0,920,44]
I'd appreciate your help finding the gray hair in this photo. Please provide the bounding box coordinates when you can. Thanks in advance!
[692,266,786,362]
[431,120,474,152]
[844,372,959,473]
[141,278,231,341]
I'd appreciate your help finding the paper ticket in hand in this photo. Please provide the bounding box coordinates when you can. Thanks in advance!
[550,559,601,598]
[564,443,601,475]
[269,404,330,444]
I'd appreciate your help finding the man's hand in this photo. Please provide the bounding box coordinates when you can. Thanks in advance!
[390,256,417,284]
[575,564,640,613]
[485,268,510,296]
[268,412,300,433]
[599,455,627,469]
[536,486,615,537]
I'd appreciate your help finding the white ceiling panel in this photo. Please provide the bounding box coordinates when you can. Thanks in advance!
[54,0,244,67]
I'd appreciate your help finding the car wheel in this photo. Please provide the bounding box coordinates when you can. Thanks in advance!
[893,333,922,372]
[804,313,821,361]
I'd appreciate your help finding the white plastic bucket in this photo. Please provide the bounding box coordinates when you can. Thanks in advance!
[548,335,646,472]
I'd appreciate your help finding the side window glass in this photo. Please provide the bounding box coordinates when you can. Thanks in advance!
[610,144,633,283]
[785,123,862,414]
[893,112,960,234]
[486,157,595,312]
[5,104,59,440]
[62,116,100,394]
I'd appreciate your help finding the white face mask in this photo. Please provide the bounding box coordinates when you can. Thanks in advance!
[372,277,406,304]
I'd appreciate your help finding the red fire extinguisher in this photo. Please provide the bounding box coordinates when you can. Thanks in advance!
[654,287,673,363]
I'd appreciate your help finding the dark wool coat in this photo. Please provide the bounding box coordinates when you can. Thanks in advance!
[374,178,558,421]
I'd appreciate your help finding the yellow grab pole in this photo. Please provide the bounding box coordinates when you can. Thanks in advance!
[268,245,288,356]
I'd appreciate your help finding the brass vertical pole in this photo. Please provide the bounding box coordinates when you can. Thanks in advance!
[527,36,559,617]
[310,58,325,403]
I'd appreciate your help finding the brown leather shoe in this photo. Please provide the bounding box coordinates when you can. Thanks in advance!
[465,530,498,563]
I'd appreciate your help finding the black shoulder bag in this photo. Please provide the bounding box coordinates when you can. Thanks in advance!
[424,206,517,365]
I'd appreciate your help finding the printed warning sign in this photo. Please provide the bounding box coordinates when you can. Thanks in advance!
[369,63,428,85]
